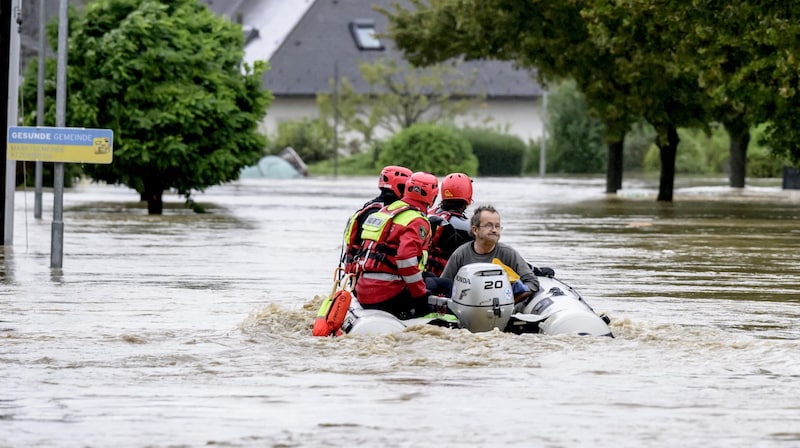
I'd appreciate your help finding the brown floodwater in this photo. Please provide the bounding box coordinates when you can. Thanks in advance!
[1,175,798,447]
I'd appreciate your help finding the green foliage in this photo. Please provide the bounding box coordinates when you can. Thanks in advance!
[267,118,335,164]
[764,97,800,166]
[307,151,376,176]
[377,124,478,176]
[459,128,526,176]
[546,80,606,173]
[22,0,271,211]
[317,58,481,152]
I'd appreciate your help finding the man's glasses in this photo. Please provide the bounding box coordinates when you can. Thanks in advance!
[478,224,503,230]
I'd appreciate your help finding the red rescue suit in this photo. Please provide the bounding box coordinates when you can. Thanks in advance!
[355,199,431,305]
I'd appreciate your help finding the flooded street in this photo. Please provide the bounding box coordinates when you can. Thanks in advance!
[2,175,799,447]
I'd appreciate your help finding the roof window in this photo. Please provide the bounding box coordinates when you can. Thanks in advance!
[350,20,384,51]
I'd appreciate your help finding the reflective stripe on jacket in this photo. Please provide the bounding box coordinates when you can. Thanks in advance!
[341,199,383,274]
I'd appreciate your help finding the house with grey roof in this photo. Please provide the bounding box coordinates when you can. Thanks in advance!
[216,0,547,145]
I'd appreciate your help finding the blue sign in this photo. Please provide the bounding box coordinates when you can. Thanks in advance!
[7,126,114,164]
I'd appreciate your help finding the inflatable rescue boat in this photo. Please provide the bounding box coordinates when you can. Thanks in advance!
[337,263,613,337]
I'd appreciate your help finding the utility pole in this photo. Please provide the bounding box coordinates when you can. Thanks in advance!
[1,0,21,245]
[539,88,548,178]
[51,0,67,268]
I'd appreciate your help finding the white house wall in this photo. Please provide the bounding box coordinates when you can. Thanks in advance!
[456,98,545,144]
[263,97,545,146]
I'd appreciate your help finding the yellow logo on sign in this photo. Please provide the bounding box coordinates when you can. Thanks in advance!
[94,137,111,155]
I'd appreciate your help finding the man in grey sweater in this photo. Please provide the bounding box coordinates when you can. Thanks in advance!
[440,204,540,302]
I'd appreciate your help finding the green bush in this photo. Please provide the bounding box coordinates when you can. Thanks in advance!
[459,128,526,175]
[523,140,542,175]
[748,124,784,177]
[624,122,657,172]
[747,149,783,177]
[377,123,478,176]
[267,118,335,164]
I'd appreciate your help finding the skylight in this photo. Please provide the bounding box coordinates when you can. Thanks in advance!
[350,20,384,51]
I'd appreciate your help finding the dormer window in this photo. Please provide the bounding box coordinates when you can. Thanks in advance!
[243,25,259,46]
[350,20,384,51]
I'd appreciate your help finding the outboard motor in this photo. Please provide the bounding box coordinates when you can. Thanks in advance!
[450,263,514,332]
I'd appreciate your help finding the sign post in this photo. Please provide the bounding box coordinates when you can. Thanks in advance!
[7,126,114,267]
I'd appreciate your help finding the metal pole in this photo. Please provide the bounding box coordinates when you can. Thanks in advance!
[539,88,547,178]
[51,0,67,269]
[3,0,20,245]
[35,0,45,219]
[0,0,8,244]
[333,61,339,178]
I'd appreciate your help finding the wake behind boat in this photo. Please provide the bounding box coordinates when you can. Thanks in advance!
[338,263,613,337]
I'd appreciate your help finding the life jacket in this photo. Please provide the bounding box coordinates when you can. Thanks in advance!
[425,209,473,276]
[359,201,429,275]
[341,199,383,274]
[312,271,354,337]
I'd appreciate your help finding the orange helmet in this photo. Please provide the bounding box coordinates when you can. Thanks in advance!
[441,173,473,204]
[378,165,412,197]
[404,172,439,208]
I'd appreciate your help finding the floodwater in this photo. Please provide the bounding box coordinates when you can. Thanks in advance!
[1,175,799,447]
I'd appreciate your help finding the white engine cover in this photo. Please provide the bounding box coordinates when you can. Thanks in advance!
[450,263,515,332]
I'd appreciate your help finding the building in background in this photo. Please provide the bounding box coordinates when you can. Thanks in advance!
[206,0,544,145]
[22,0,545,146]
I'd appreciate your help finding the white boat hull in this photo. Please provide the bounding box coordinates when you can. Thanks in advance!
[342,264,613,337]
[507,275,613,337]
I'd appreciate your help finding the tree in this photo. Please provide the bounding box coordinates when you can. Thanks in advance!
[317,58,481,151]
[627,2,782,188]
[24,0,271,214]
[583,1,713,200]
[735,3,800,166]
[378,0,639,194]
[382,0,716,200]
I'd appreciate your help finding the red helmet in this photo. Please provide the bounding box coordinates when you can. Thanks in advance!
[441,173,473,204]
[404,172,439,208]
[378,165,412,197]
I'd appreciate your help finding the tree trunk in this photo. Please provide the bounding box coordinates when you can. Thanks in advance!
[143,182,164,215]
[605,139,624,193]
[725,120,750,188]
[657,125,680,202]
